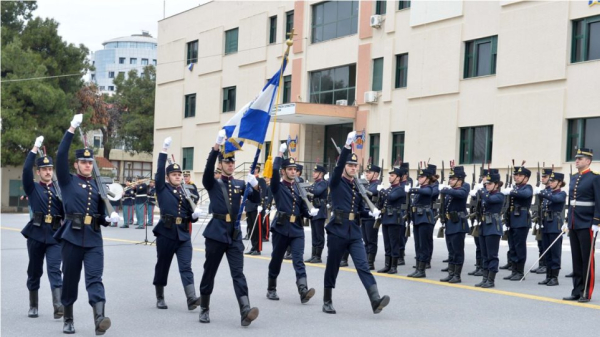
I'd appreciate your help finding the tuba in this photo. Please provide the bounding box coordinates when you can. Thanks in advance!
[107,183,124,201]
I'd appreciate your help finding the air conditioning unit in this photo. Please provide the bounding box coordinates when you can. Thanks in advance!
[370,15,383,28]
[336,99,348,106]
[364,91,378,104]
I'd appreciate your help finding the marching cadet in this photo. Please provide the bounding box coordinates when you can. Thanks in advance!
[21,136,64,319]
[152,137,203,311]
[147,180,156,227]
[500,166,533,281]
[427,164,440,269]
[439,166,470,283]
[183,171,200,204]
[121,178,135,228]
[266,143,319,303]
[532,168,553,274]
[134,178,148,229]
[322,131,389,315]
[305,165,329,263]
[537,172,567,286]
[198,130,260,326]
[284,164,306,260]
[563,148,600,302]
[361,165,382,270]
[468,169,488,277]
[475,172,504,288]
[407,166,437,278]
[54,114,119,335]
[376,166,408,274]
[245,165,262,253]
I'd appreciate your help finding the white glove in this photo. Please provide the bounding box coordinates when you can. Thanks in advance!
[532,187,541,195]
[105,211,120,223]
[279,143,287,153]
[404,185,411,193]
[309,208,319,217]
[377,185,385,191]
[215,129,226,145]
[561,224,569,233]
[324,173,330,180]
[535,224,539,230]
[246,173,258,187]
[327,204,331,209]
[257,206,263,213]
[501,188,512,195]
[361,173,367,180]
[502,225,507,232]
[476,183,484,190]
[439,183,450,191]
[70,114,83,128]
[34,136,44,148]
[345,131,356,146]
[192,207,203,220]
[163,137,172,150]
[593,225,599,234]
[369,208,381,218]
[469,189,478,197]
[270,205,276,212]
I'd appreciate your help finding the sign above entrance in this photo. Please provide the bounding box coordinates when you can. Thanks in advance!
[269,102,356,126]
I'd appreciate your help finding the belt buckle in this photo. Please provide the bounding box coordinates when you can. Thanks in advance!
[226,214,232,222]
[349,213,355,220]
[45,215,53,223]
[175,217,182,225]
[84,215,93,225]
[290,215,296,222]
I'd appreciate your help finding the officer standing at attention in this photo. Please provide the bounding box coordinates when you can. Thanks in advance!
[54,114,120,335]
[198,130,260,326]
[121,178,135,228]
[134,178,148,229]
[266,143,319,303]
[563,148,600,302]
[531,168,553,274]
[322,131,389,315]
[152,137,203,311]
[361,165,382,270]
[305,165,329,263]
[147,180,156,227]
[21,136,64,320]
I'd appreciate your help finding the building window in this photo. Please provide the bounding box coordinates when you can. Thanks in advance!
[369,134,380,165]
[572,15,600,63]
[99,86,105,90]
[119,57,125,64]
[269,16,277,44]
[223,86,236,113]
[184,94,196,118]
[372,58,383,91]
[311,1,359,43]
[283,75,292,104]
[130,58,137,65]
[375,0,386,15]
[391,132,405,165]
[9,180,25,207]
[399,0,411,10]
[123,161,153,179]
[108,71,115,78]
[567,117,600,161]
[225,28,239,55]
[91,74,96,81]
[310,64,356,105]
[108,86,114,91]
[182,148,194,170]
[187,40,198,64]
[153,59,157,65]
[118,71,125,77]
[285,10,294,39]
[464,36,497,79]
[93,136,102,148]
[395,53,408,88]
[460,125,493,164]
[141,58,149,65]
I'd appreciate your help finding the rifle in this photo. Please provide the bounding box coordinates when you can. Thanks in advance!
[405,162,421,238]
[500,162,514,240]
[437,161,448,238]
[532,162,542,239]
[169,155,197,211]
[40,146,63,202]
[77,128,115,215]
[294,176,314,211]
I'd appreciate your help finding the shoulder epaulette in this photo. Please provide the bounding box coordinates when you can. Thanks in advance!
[592,171,600,175]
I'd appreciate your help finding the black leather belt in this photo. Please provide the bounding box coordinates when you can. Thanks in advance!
[33,212,62,230]
[277,212,301,224]
[160,215,191,229]
[333,210,358,220]
[66,213,101,230]
[212,213,233,222]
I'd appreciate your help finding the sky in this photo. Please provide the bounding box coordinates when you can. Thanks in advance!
[34,0,209,53]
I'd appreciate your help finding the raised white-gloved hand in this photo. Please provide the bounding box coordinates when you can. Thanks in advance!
[377,185,386,191]
[279,143,287,153]
[309,208,319,217]
[105,212,120,223]
[163,137,172,150]
[561,224,569,233]
[404,185,411,193]
[369,208,381,218]
[593,225,599,234]
[501,188,512,195]
[532,187,541,195]
[215,129,227,145]
[345,131,356,146]
[71,114,83,128]
[476,183,484,190]
[257,206,263,213]
[324,173,330,180]
[360,173,366,180]
[470,189,478,197]
[192,207,204,219]
[246,173,258,187]
[34,136,44,148]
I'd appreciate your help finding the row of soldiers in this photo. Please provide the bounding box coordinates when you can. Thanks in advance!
[109,178,156,229]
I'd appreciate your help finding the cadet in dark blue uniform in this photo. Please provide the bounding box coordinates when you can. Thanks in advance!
[531,168,553,274]
[537,172,567,286]
[427,164,440,269]
[305,165,329,263]
[147,180,156,226]
[152,137,203,311]
[361,165,382,270]
[407,167,437,278]
[21,136,64,319]
[322,131,389,315]
[475,172,504,288]
[501,166,533,281]
[468,169,487,277]
[266,143,318,303]
[134,179,148,229]
[284,164,307,260]
[563,148,600,302]
[439,166,470,283]
[248,166,268,255]
[121,178,135,228]
[54,114,119,335]
[377,167,407,275]
[245,165,262,254]
[198,130,260,326]
[183,171,200,205]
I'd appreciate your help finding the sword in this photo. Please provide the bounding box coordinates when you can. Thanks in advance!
[520,229,566,282]
[581,230,598,300]
[244,211,262,252]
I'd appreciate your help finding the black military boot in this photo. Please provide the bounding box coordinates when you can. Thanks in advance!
[366,284,390,314]
[156,285,168,309]
[547,269,559,286]
[305,247,316,263]
[63,305,75,334]
[297,278,316,304]
[481,271,496,288]
[468,259,480,275]
[412,261,426,278]
[499,252,512,270]
[313,248,323,264]
[565,271,574,278]
[475,270,489,287]
[441,264,449,272]
[425,261,431,269]
[377,256,391,273]
[440,264,455,282]
[510,262,525,281]
[28,290,38,318]
[449,265,463,284]
[473,259,484,276]
[92,302,111,335]
[198,295,210,323]
[368,253,376,270]
[387,257,398,274]
[184,284,201,310]
[398,250,405,266]
[535,260,547,274]
[503,264,517,280]
[443,257,449,263]
[52,287,64,319]
[266,278,279,300]
[340,252,349,267]
[538,269,551,285]
[322,288,336,314]
[237,296,259,326]
[284,247,292,260]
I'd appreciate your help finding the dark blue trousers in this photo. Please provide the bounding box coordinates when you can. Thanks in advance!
[361,219,379,255]
[153,235,194,287]
[537,237,544,256]
[480,235,501,273]
[268,232,306,280]
[200,238,248,298]
[446,233,466,265]
[506,228,516,263]
[61,241,105,306]
[509,227,529,264]
[324,234,375,290]
[474,235,481,260]
[542,232,562,270]
[26,239,62,291]
[414,224,434,262]
[310,219,325,249]
[382,225,404,258]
